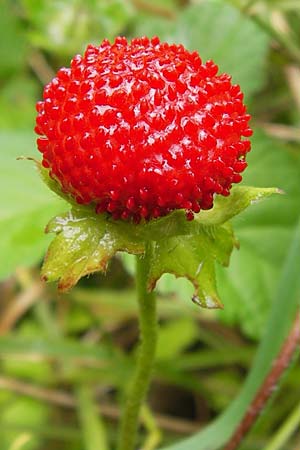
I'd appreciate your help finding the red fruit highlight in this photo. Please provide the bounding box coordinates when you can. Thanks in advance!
[35,36,252,222]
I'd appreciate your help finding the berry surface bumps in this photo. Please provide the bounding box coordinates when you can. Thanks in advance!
[35,36,252,222]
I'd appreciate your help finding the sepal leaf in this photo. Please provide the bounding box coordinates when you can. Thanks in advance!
[41,178,279,307]
[124,186,279,240]
[147,223,236,309]
[38,162,80,207]
[41,209,144,292]
[195,186,281,225]
[38,165,279,238]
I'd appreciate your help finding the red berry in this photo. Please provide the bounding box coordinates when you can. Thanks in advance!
[35,36,252,222]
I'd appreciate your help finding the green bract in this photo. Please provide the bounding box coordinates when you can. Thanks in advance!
[40,163,279,309]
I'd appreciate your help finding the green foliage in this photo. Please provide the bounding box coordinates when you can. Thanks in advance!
[0,76,38,129]
[21,0,134,56]
[0,1,38,129]
[0,1,27,76]
[218,130,300,337]
[0,132,66,280]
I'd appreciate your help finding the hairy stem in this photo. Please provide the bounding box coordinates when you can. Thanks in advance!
[117,244,158,450]
[224,311,300,450]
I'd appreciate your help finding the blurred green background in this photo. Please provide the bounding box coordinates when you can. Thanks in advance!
[0,0,300,449]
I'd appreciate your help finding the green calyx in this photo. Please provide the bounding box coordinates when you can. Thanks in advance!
[40,164,279,309]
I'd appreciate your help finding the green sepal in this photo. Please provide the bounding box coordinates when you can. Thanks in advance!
[194,185,282,225]
[38,162,82,208]
[144,186,279,308]
[41,209,145,292]
[38,164,280,238]
[147,222,236,309]
[40,163,279,307]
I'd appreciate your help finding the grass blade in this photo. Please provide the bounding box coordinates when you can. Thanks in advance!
[76,385,109,450]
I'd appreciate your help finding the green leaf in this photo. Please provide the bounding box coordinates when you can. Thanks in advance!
[148,223,236,308]
[216,245,277,338]
[42,208,145,291]
[0,1,27,76]
[133,0,269,98]
[217,129,300,337]
[22,0,134,56]
[0,76,38,129]
[0,132,66,280]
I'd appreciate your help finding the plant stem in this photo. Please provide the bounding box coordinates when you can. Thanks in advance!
[224,311,300,450]
[117,244,158,450]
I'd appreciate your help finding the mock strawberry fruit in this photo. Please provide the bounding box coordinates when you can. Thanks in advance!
[35,36,252,222]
